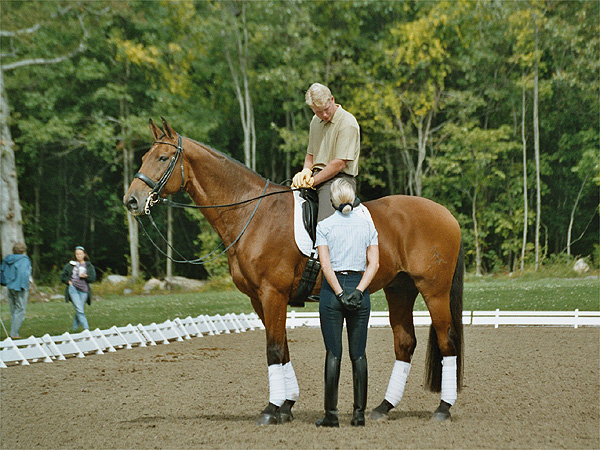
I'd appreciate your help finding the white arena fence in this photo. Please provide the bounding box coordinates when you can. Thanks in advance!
[1,309,598,368]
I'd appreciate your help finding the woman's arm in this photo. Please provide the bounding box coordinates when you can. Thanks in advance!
[60,264,71,285]
[356,245,380,293]
[86,262,97,283]
[317,245,343,295]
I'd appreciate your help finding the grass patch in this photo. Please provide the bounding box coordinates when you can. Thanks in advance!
[1,277,597,340]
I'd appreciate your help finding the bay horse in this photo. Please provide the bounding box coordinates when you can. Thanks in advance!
[124,118,464,424]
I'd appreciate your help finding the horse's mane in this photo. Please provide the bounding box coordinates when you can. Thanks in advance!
[186,136,270,185]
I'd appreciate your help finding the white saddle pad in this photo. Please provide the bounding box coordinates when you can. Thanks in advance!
[293,190,375,257]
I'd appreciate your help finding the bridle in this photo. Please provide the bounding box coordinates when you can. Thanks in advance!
[134,134,185,215]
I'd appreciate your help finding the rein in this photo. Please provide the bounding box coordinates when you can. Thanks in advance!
[136,181,270,265]
[132,134,299,265]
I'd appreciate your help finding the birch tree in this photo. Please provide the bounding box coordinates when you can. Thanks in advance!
[220,0,256,170]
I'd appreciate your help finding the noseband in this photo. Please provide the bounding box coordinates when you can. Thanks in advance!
[134,134,185,214]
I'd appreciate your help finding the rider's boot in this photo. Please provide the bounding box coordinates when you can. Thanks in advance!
[316,351,340,427]
[351,355,367,426]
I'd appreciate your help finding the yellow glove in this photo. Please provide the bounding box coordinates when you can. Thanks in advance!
[291,168,315,189]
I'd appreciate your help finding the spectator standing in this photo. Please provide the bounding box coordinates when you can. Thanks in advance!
[61,246,96,331]
[0,242,32,339]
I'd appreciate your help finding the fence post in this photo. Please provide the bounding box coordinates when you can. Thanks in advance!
[574,309,579,329]
[495,309,500,329]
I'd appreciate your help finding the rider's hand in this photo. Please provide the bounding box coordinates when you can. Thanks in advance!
[337,289,363,311]
[291,168,314,189]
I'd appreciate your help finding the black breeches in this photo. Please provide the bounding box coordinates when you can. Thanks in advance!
[319,272,371,360]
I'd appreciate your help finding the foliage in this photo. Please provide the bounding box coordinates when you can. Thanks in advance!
[1,0,598,281]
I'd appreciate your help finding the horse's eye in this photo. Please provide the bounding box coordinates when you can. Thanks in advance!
[159,155,169,162]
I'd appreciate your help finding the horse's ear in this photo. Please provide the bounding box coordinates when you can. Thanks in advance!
[161,117,176,139]
[149,118,162,141]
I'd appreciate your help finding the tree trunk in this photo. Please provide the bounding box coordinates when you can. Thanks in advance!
[409,92,437,198]
[533,19,541,271]
[32,162,42,277]
[120,100,140,279]
[414,115,428,197]
[396,116,414,196]
[472,176,483,276]
[520,72,528,272]
[222,0,256,170]
[566,174,589,256]
[0,68,26,258]
[384,148,396,195]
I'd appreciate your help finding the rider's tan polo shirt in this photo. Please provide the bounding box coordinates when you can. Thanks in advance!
[307,105,360,177]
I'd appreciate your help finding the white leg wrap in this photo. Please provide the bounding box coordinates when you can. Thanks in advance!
[441,356,457,406]
[384,360,411,407]
[283,361,299,402]
[268,364,286,407]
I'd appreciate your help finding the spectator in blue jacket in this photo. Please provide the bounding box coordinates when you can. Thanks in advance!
[0,242,32,339]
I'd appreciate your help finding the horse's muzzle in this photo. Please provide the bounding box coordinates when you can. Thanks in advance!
[124,194,143,215]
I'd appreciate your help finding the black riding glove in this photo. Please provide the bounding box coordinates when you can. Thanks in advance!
[336,289,363,311]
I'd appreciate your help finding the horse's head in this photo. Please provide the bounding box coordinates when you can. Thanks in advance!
[123,117,186,215]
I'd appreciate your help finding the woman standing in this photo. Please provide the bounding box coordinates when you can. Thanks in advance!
[314,178,379,427]
[61,246,96,331]
[0,242,32,339]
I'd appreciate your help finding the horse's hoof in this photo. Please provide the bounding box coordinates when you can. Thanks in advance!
[256,403,281,425]
[369,409,388,422]
[279,412,293,423]
[432,401,452,422]
[432,411,451,422]
[278,399,294,424]
[255,412,280,425]
[369,400,393,422]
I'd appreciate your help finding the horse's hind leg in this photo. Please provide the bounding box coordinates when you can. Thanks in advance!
[371,274,419,421]
[422,287,463,422]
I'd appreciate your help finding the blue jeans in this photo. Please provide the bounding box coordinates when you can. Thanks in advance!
[8,289,28,338]
[69,284,89,331]
[319,272,371,360]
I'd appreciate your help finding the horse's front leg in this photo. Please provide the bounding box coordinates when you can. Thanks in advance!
[252,292,299,425]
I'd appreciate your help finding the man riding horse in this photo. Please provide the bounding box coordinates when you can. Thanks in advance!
[292,83,360,223]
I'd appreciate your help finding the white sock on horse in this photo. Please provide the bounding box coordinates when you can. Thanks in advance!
[384,360,411,407]
[268,364,286,407]
[283,361,299,402]
[441,356,457,405]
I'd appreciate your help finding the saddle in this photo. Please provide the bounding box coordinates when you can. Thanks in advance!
[290,188,321,307]
[300,188,319,243]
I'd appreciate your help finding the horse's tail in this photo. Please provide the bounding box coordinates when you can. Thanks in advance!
[425,240,464,392]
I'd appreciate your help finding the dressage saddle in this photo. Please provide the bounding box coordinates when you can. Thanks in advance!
[290,188,320,307]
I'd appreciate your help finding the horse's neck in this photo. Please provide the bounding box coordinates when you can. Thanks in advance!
[184,139,269,243]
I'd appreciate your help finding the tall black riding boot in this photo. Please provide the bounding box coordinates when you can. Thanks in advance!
[316,351,341,427]
[351,355,368,426]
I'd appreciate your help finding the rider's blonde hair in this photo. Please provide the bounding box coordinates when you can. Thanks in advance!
[305,83,333,110]
[330,178,355,215]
